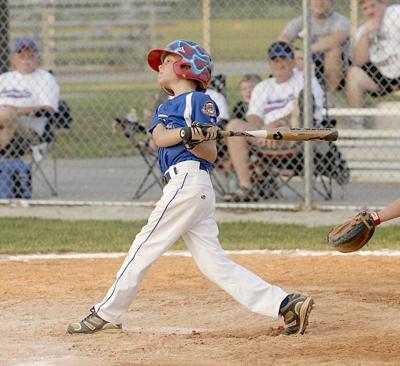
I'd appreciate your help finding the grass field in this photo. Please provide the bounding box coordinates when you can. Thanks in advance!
[1,217,400,254]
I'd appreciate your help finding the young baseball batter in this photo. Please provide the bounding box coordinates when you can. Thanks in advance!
[67,39,314,336]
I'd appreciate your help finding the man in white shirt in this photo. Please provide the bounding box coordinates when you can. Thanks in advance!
[224,41,324,202]
[346,0,400,126]
[0,37,59,157]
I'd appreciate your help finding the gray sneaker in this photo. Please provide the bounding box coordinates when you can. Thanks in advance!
[279,293,314,335]
[67,307,122,334]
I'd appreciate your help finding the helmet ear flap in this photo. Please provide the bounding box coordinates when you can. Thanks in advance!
[172,59,209,92]
[173,59,189,79]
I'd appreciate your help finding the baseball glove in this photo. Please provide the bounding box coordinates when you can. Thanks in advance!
[327,211,379,253]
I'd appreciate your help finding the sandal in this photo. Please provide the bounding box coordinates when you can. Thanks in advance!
[223,186,258,202]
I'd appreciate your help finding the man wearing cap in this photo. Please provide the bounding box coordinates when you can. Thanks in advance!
[0,37,59,157]
[223,41,324,202]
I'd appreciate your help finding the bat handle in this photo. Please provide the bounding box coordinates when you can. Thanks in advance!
[216,130,233,139]
[181,126,228,140]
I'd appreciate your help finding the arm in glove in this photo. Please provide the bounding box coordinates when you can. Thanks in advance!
[180,122,220,150]
[327,211,381,253]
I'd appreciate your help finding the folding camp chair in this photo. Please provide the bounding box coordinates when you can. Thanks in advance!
[247,139,350,201]
[131,137,163,199]
[29,100,73,197]
[0,100,72,199]
[113,117,163,199]
[27,71,74,197]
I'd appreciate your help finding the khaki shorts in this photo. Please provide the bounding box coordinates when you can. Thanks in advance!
[0,107,47,149]
[0,107,18,148]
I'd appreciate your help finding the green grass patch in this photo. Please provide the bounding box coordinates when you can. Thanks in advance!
[1,217,399,255]
[155,19,288,61]
[56,88,157,159]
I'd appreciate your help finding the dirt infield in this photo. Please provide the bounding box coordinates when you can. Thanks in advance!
[1,253,400,366]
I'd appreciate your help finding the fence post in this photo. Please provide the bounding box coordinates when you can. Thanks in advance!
[350,0,358,48]
[41,0,56,71]
[202,0,211,53]
[149,0,157,49]
[302,0,313,210]
[0,0,9,73]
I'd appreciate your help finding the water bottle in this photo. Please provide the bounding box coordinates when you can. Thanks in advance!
[227,172,238,193]
[125,108,138,123]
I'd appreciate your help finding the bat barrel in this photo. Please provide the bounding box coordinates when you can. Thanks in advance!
[266,128,338,141]
[210,128,338,141]
[325,130,338,141]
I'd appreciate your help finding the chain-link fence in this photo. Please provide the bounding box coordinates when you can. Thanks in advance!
[0,0,399,208]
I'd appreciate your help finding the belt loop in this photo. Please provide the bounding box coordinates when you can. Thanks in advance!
[173,166,178,175]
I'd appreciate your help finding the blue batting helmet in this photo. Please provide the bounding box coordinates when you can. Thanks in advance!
[147,39,214,92]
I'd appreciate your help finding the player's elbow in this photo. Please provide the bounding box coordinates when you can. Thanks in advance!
[151,125,175,147]
[152,136,168,148]
[191,141,217,163]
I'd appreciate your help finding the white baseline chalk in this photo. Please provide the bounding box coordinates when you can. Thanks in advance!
[1,249,400,262]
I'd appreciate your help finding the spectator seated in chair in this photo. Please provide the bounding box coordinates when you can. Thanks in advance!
[232,74,262,121]
[224,41,325,202]
[0,37,60,198]
[0,37,60,157]
[223,41,338,202]
[214,74,262,192]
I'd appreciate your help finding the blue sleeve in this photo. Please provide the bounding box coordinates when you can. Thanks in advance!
[191,92,219,126]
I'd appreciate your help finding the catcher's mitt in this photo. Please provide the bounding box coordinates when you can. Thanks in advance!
[327,211,380,253]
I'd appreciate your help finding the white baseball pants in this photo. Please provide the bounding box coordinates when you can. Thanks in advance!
[95,161,288,324]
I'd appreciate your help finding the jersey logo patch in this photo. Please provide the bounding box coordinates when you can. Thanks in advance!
[201,101,216,117]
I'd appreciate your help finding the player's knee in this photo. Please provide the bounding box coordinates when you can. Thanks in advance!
[325,47,341,60]
[0,106,18,122]
[226,118,247,131]
[347,66,363,79]
[346,66,364,88]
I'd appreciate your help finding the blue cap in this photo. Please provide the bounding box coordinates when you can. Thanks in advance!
[267,41,294,60]
[14,37,39,53]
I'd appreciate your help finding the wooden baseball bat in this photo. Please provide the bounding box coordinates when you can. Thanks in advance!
[180,126,338,143]
[217,127,338,141]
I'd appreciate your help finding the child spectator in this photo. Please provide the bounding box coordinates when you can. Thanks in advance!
[232,74,262,121]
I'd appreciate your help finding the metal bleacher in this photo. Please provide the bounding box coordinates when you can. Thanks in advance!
[326,107,400,183]
[9,0,179,77]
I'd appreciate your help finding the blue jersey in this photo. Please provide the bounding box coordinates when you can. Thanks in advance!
[148,91,219,175]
